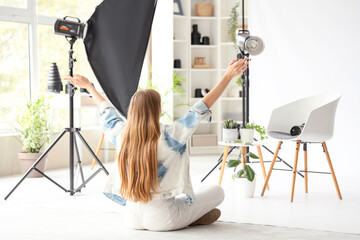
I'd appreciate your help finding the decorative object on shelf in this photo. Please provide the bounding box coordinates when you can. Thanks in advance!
[13,94,56,177]
[193,57,211,68]
[191,24,201,45]
[229,75,243,98]
[195,1,213,17]
[174,59,181,68]
[223,119,239,142]
[173,0,183,15]
[228,2,240,47]
[202,36,210,45]
[194,88,210,98]
[192,134,217,147]
[227,162,256,198]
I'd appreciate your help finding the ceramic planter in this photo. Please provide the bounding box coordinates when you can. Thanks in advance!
[236,177,256,198]
[223,128,238,142]
[240,128,254,144]
[18,152,47,178]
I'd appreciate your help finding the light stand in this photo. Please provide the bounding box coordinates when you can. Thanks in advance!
[4,37,109,200]
[201,0,303,182]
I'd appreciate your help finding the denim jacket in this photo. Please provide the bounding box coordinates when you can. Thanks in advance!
[101,100,212,206]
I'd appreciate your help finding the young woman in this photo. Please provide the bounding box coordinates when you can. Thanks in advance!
[64,57,248,231]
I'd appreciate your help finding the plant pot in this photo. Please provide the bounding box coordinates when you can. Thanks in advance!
[195,3,213,17]
[222,128,238,142]
[229,86,242,98]
[236,177,256,198]
[240,128,254,144]
[18,152,47,178]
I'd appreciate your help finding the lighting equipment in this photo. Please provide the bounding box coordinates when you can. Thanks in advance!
[4,19,109,200]
[47,63,63,93]
[54,16,86,39]
[236,29,265,56]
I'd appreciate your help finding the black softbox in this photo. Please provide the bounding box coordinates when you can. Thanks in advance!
[84,0,157,116]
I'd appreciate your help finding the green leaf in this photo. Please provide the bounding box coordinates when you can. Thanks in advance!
[248,152,259,159]
[236,169,245,178]
[232,174,236,180]
[227,159,241,168]
[244,165,255,182]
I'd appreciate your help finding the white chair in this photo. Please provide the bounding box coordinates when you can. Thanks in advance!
[261,93,342,202]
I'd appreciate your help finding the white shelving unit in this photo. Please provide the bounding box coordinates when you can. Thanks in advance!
[173,0,248,155]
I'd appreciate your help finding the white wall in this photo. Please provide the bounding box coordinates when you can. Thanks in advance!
[248,0,360,185]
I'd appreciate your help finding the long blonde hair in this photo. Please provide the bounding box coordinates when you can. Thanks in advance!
[118,89,161,203]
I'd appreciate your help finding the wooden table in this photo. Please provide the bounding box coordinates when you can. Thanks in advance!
[218,141,269,189]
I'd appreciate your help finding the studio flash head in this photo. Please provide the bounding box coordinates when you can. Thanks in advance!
[54,16,86,39]
[236,29,264,56]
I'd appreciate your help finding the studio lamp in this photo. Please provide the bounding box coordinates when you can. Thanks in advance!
[236,29,265,56]
[47,63,63,93]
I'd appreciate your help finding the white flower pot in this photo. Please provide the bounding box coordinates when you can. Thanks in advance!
[222,128,238,142]
[240,128,254,144]
[236,177,256,198]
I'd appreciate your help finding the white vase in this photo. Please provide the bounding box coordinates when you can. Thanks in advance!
[236,177,256,198]
[222,128,238,142]
[240,128,254,144]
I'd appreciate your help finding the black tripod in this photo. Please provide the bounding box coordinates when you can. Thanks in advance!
[5,37,109,200]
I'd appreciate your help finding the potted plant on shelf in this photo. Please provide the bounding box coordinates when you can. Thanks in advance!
[14,94,55,177]
[240,121,268,144]
[227,160,256,198]
[223,118,239,142]
[227,2,240,47]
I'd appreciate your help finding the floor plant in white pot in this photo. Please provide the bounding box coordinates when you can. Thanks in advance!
[227,159,257,198]
[14,94,55,177]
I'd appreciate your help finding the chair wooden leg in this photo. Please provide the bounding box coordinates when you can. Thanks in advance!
[322,142,342,200]
[290,140,301,202]
[241,147,246,168]
[304,143,308,193]
[91,133,105,170]
[257,146,269,190]
[261,141,282,196]
[218,145,230,185]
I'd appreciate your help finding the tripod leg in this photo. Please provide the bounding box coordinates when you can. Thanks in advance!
[74,136,85,186]
[74,131,109,175]
[4,130,68,200]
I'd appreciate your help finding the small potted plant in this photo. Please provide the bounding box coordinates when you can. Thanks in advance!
[223,118,239,142]
[14,94,55,177]
[227,160,256,198]
[240,122,268,144]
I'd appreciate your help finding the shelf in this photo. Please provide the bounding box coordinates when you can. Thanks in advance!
[221,97,243,101]
[191,45,217,49]
[173,68,187,72]
[174,39,187,43]
[221,42,235,46]
[191,68,217,72]
[191,16,217,20]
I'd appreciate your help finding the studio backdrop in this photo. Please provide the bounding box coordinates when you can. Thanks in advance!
[84,0,157,116]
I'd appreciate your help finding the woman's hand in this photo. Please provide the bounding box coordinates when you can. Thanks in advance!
[225,57,249,79]
[63,74,92,89]
[63,74,106,106]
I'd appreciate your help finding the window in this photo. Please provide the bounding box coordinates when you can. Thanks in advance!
[0,0,26,8]
[0,0,151,134]
[0,21,29,133]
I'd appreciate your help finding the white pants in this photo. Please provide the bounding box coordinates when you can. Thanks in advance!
[123,185,225,231]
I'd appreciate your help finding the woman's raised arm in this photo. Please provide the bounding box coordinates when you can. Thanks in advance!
[202,57,248,109]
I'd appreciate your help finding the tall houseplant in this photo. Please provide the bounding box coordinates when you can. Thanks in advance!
[14,94,54,177]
